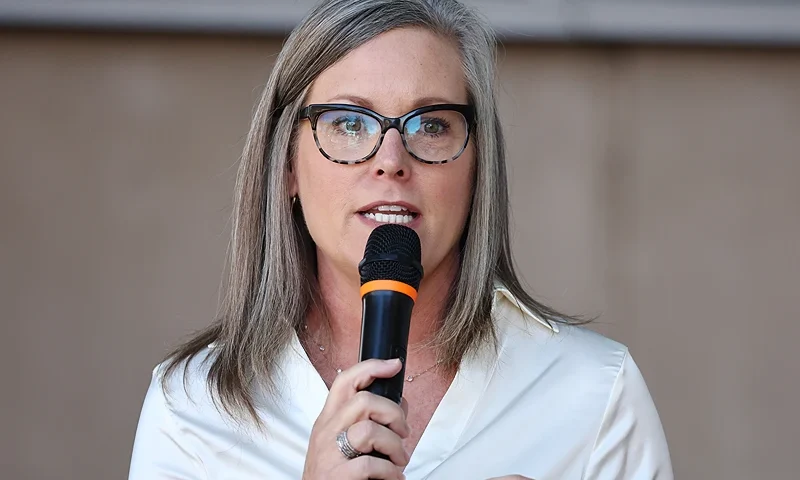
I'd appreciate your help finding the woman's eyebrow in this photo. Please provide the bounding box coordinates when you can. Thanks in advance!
[324,95,458,112]
[410,96,457,108]
[325,95,376,109]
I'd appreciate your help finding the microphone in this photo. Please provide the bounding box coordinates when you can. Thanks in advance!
[357,224,424,405]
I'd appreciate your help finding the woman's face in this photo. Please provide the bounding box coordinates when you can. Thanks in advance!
[292,27,474,284]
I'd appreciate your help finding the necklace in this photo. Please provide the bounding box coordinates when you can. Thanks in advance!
[302,324,442,382]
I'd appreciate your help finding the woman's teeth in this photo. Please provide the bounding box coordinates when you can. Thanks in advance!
[362,212,414,224]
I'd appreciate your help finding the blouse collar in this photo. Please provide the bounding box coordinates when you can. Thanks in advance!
[492,282,560,334]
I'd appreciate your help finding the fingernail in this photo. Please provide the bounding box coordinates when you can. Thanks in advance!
[384,358,400,365]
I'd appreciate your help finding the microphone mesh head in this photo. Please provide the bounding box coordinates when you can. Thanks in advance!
[359,224,423,289]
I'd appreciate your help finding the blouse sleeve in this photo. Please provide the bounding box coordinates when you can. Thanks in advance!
[128,366,206,480]
[583,351,674,480]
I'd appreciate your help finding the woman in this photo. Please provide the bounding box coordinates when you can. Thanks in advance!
[129,0,673,479]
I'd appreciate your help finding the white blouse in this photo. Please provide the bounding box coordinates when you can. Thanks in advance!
[129,286,673,479]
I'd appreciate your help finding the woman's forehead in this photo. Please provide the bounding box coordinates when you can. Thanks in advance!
[306,27,468,112]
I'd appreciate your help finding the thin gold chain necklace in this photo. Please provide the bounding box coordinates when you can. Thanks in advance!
[302,324,442,382]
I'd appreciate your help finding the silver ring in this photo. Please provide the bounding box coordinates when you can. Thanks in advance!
[336,429,363,459]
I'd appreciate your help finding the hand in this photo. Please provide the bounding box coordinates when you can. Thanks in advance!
[302,358,410,480]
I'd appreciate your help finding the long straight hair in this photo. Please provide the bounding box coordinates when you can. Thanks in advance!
[162,0,582,427]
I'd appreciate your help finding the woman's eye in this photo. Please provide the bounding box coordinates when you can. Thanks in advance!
[423,122,443,134]
[334,116,363,134]
[420,118,450,135]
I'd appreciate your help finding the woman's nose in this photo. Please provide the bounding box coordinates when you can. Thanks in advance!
[371,129,412,179]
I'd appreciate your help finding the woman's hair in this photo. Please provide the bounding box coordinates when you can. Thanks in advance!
[162,0,581,427]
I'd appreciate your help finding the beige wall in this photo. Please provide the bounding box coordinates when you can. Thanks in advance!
[1,31,798,480]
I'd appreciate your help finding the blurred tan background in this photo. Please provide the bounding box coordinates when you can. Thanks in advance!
[1,14,799,480]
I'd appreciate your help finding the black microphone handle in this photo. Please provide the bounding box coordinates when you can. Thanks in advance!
[358,289,414,465]
[358,289,414,403]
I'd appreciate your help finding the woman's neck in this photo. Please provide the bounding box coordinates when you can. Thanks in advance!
[307,249,459,359]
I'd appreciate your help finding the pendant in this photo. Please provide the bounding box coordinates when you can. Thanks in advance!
[406,375,414,382]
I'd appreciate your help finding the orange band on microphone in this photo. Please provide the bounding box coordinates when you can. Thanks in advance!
[360,280,418,302]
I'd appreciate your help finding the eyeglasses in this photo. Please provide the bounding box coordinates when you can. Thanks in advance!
[298,103,475,165]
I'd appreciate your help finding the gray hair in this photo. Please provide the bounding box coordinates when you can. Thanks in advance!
[163,0,579,427]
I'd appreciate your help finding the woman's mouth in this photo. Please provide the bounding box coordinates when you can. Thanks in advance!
[358,205,419,225]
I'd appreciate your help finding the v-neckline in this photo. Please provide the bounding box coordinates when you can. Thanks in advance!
[285,332,499,479]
